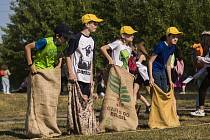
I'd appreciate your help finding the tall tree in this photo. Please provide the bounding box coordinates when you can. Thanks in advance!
[1,0,210,87]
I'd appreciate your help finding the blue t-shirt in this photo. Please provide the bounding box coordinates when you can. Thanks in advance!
[152,41,176,72]
[35,38,47,50]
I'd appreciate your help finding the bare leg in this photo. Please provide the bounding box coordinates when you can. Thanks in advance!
[133,83,140,103]
[139,95,150,107]
[145,86,150,94]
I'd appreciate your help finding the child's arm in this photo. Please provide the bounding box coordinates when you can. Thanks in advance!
[139,45,148,56]
[25,42,37,74]
[66,55,77,81]
[138,54,146,63]
[100,45,113,65]
[166,55,173,87]
[148,54,157,86]
[25,42,35,66]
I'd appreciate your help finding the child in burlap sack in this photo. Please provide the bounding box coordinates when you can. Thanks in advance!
[24,23,73,138]
[100,26,138,132]
[148,27,183,129]
[65,14,103,135]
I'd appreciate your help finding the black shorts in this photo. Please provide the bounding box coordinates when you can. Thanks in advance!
[77,81,91,97]
[134,73,149,86]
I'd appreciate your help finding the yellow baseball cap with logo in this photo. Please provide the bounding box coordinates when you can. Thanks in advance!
[166,27,183,36]
[82,14,103,24]
[120,26,138,35]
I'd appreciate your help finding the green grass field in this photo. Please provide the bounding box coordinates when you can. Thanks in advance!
[0,92,210,140]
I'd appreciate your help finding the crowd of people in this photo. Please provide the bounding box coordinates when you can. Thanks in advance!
[9,13,209,138]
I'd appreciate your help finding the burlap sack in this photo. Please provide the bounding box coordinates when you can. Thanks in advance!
[148,84,180,129]
[67,82,98,135]
[25,68,62,138]
[99,66,138,132]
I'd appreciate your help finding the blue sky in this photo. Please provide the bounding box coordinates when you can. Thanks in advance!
[0,0,12,43]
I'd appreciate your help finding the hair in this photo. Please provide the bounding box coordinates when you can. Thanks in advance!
[160,35,167,41]
[176,47,183,61]
[1,65,8,70]
[133,38,148,56]
[194,39,200,44]
[133,38,145,45]
[201,34,210,56]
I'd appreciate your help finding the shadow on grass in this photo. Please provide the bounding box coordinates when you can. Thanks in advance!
[0,128,27,139]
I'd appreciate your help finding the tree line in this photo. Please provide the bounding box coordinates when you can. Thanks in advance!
[1,0,210,88]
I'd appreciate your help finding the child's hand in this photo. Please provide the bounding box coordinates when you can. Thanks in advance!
[149,77,155,87]
[55,64,61,68]
[169,80,174,88]
[109,59,114,65]
[197,56,202,62]
[30,65,37,74]
[68,73,77,82]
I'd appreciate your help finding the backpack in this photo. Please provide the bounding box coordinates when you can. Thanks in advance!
[128,56,137,74]
[175,59,184,76]
[0,70,6,77]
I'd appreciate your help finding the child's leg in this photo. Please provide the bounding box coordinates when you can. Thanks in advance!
[153,71,168,92]
[182,84,186,92]
[195,96,199,110]
[2,78,6,93]
[198,77,210,111]
[190,77,209,116]
[139,95,150,107]
[133,83,140,103]
[161,71,168,92]
[6,79,10,93]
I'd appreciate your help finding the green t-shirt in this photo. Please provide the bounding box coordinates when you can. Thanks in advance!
[34,37,66,69]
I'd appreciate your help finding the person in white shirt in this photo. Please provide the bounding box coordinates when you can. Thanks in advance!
[101,26,137,70]
[132,38,151,114]
[66,14,103,100]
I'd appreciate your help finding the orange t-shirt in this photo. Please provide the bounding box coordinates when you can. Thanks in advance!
[191,43,203,56]
[191,43,204,70]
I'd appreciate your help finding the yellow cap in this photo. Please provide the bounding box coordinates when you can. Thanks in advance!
[120,26,137,35]
[166,27,183,36]
[81,14,103,24]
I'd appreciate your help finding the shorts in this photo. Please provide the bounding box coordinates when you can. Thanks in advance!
[134,73,149,86]
[77,81,91,97]
[153,70,168,92]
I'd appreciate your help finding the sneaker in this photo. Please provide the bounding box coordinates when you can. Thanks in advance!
[145,105,151,114]
[99,92,105,97]
[179,92,186,94]
[190,110,205,117]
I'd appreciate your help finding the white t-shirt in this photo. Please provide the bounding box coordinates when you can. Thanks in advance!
[108,40,132,69]
[67,33,94,83]
[136,62,149,81]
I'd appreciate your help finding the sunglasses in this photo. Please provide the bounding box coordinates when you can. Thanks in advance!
[89,21,99,26]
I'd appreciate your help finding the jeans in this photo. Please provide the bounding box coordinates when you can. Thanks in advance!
[2,77,10,93]
[153,70,168,92]
[198,76,210,106]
